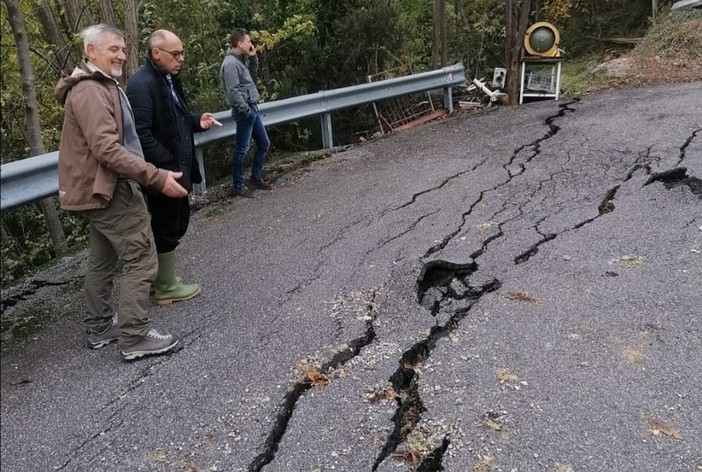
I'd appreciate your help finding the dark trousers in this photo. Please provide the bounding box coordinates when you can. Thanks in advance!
[145,192,190,254]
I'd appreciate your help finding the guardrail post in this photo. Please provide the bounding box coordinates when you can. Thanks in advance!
[443,86,453,114]
[193,148,207,194]
[321,113,333,149]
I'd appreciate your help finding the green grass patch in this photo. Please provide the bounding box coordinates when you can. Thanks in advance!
[561,55,609,96]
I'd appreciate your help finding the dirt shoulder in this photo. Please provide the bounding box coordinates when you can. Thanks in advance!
[591,52,702,90]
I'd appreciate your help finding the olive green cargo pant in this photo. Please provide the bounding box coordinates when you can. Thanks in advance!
[82,180,156,348]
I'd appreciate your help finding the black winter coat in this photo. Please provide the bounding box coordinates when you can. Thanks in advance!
[126,57,203,192]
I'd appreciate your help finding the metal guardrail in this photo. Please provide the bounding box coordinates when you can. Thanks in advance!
[1,62,465,211]
[0,151,59,212]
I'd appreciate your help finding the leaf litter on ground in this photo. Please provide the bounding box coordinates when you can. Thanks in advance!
[648,418,683,440]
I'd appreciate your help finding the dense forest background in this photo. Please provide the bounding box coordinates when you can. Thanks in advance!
[0,0,681,283]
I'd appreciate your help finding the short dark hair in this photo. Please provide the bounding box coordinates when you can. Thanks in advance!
[230,28,248,47]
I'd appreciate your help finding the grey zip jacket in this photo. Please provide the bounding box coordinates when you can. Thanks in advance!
[220,48,260,117]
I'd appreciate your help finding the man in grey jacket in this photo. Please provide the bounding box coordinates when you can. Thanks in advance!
[220,28,272,198]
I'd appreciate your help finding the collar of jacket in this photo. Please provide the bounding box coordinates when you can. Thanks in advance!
[85,61,120,84]
[145,56,177,82]
[143,55,190,113]
[227,48,247,63]
[55,61,117,105]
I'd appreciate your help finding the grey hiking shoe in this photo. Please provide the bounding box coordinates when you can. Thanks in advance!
[120,329,179,361]
[87,317,119,349]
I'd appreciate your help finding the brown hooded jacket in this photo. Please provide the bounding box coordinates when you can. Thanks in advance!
[55,62,167,211]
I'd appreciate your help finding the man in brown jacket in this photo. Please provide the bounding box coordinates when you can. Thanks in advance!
[56,24,185,360]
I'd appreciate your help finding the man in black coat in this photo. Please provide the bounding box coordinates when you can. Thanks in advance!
[126,29,219,305]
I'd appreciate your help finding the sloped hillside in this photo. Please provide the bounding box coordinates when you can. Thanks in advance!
[593,10,702,87]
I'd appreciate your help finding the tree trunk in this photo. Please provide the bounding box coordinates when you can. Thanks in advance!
[439,0,447,67]
[454,0,462,32]
[64,0,93,32]
[33,0,78,72]
[123,0,139,82]
[431,0,447,68]
[3,0,69,258]
[432,0,440,68]
[652,0,658,18]
[36,199,68,257]
[98,0,118,26]
[505,0,514,70]
[506,0,532,105]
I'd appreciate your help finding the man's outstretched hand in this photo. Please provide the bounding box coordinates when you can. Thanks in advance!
[200,112,222,129]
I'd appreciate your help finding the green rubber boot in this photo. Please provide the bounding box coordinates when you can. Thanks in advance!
[154,251,201,306]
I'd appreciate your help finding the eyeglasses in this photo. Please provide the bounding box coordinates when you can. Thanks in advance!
[156,47,185,59]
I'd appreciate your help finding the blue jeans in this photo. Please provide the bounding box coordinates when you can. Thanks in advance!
[232,106,270,188]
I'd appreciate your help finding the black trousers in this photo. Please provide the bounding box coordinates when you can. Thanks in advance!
[145,192,190,254]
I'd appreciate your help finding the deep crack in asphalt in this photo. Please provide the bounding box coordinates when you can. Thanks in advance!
[248,290,379,472]
[372,261,500,470]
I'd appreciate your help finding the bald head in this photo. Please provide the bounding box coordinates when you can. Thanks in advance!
[148,29,184,76]
[148,30,179,51]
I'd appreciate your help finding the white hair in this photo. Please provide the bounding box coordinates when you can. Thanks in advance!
[80,24,124,54]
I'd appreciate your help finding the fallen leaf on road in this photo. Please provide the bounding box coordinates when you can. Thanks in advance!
[478,223,491,235]
[472,454,496,472]
[306,369,329,387]
[334,368,349,379]
[496,367,518,383]
[614,254,644,268]
[553,464,575,472]
[623,348,645,364]
[391,448,421,467]
[648,419,683,440]
[505,290,545,306]
[483,416,502,431]
[364,387,398,403]
[146,449,167,463]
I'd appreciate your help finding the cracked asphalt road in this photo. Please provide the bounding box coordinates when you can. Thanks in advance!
[1,82,701,472]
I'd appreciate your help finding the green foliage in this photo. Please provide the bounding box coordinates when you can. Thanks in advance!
[559,0,656,56]
[540,0,574,25]
[451,0,506,78]
[0,202,87,285]
[392,0,433,66]
[1,0,64,164]
[391,0,507,79]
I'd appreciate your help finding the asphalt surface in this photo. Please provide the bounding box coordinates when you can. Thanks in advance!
[1,82,701,472]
